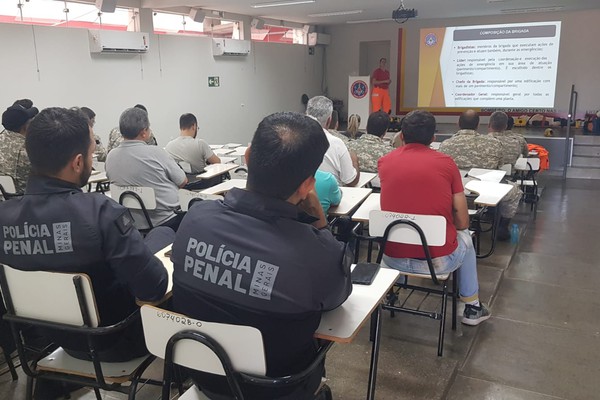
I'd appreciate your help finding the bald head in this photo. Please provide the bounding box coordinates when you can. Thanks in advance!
[458,110,480,130]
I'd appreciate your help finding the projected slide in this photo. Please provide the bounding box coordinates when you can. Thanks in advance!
[418,21,561,108]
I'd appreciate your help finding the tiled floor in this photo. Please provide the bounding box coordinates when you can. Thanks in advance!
[1,176,598,399]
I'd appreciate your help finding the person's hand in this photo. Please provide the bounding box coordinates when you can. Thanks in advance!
[299,190,328,229]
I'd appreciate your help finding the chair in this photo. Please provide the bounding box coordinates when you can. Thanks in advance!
[0,264,157,400]
[514,157,540,216]
[140,305,333,400]
[111,185,157,231]
[368,210,458,357]
[0,176,21,200]
[178,189,223,212]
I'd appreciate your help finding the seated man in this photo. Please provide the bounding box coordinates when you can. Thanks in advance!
[171,112,352,399]
[165,113,221,189]
[106,104,157,154]
[490,112,528,166]
[379,110,491,326]
[80,106,108,162]
[307,96,360,186]
[347,111,393,173]
[0,103,39,193]
[0,107,171,362]
[315,169,342,213]
[106,107,188,231]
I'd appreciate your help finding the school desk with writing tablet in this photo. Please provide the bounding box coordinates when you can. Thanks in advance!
[196,163,238,180]
[200,179,247,195]
[351,172,377,188]
[328,187,372,217]
[467,168,506,183]
[351,193,380,222]
[464,180,512,206]
[213,148,235,156]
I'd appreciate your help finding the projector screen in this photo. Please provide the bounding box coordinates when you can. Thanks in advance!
[417,21,561,108]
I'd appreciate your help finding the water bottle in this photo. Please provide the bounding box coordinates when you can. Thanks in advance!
[510,223,519,244]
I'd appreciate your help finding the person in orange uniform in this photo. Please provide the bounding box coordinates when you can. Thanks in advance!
[371,57,392,114]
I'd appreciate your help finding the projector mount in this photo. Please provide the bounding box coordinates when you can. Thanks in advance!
[393,0,418,24]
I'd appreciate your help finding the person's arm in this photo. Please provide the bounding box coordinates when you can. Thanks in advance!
[200,140,220,165]
[521,139,529,157]
[452,192,470,230]
[99,201,168,302]
[162,149,188,188]
[298,190,328,229]
[94,135,107,162]
[318,239,353,311]
[345,150,361,186]
[329,175,342,207]
[207,154,221,164]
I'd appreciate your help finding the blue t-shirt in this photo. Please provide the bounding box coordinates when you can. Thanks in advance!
[314,170,342,213]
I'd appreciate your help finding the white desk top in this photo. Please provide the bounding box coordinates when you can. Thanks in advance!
[328,187,373,217]
[153,245,174,302]
[87,172,108,185]
[228,146,248,157]
[224,143,243,149]
[467,168,506,183]
[196,163,239,179]
[351,193,381,222]
[430,142,441,150]
[352,172,377,188]
[213,148,235,156]
[315,266,399,343]
[209,144,223,149]
[465,180,513,206]
[218,156,238,164]
[200,179,247,195]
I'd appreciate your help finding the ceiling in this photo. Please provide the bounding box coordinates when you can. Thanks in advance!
[136,0,600,25]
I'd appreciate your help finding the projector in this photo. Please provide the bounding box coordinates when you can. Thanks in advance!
[393,8,418,20]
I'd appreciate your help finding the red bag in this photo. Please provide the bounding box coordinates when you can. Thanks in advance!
[527,144,549,171]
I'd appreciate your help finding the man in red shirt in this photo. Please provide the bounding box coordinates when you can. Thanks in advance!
[371,57,392,114]
[378,110,490,326]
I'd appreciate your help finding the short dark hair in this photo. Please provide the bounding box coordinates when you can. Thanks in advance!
[134,104,148,113]
[26,108,91,176]
[180,113,197,130]
[13,99,33,109]
[489,111,508,132]
[506,115,515,130]
[247,112,329,200]
[366,111,390,137]
[458,110,480,130]
[380,57,387,63]
[80,107,96,120]
[119,107,149,139]
[401,110,436,145]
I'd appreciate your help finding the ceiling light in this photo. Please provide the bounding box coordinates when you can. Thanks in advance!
[251,0,315,8]
[308,10,363,17]
[501,6,564,14]
[346,18,392,24]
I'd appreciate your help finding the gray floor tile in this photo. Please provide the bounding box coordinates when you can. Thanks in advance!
[462,318,600,400]
[447,375,566,400]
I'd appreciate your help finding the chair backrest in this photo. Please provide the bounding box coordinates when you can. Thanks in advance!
[0,176,17,194]
[92,160,105,172]
[499,163,512,176]
[0,264,99,327]
[178,189,223,212]
[368,210,446,246]
[178,161,192,174]
[140,305,266,376]
[111,185,157,210]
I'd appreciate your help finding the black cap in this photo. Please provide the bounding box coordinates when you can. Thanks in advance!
[2,105,39,132]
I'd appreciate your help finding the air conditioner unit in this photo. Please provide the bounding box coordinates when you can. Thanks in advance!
[88,30,149,54]
[212,38,251,57]
[308,32,331,46]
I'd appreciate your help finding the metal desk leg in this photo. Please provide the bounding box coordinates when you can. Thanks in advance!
[367,305,383,400]
[477,207,500,258]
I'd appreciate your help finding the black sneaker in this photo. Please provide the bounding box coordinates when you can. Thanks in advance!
[462,303,491,326]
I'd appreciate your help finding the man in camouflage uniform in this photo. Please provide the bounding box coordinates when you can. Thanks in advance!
[440,110,521,241]
[0,104,39,193]
[489,112,528,168]
[347,111,393,173]
[106,104,157,154]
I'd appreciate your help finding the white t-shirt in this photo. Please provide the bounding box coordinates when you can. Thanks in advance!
[165,136,216,174]
[319,129,357,185]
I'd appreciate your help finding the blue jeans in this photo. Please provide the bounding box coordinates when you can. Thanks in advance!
[382,230,479,301]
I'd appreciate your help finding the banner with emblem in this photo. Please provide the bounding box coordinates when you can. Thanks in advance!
[348,76,370,130]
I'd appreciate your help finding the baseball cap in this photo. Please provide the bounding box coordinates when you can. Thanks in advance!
[2,105,39,132]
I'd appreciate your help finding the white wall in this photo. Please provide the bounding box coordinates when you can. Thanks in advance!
[325,9,600,119]
[0,23,324,146]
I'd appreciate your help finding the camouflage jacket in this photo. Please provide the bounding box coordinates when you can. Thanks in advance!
[490,130,529,167]
[94,134,108,162]
[0,130,31,193]
[106,127,157,154]
[328,129,350,144]
[347,133,393,173]
[439,129,503,170]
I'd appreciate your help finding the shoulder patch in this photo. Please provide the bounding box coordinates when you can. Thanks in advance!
[115,209,135,234]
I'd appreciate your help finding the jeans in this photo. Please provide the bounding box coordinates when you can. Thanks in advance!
[382,230,479,301]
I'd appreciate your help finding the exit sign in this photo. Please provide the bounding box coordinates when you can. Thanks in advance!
[208,76,220,87]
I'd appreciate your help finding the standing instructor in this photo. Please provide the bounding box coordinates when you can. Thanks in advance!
[371,57,392,114]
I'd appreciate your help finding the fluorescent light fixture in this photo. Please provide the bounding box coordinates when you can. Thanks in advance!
[501,6,564,13]
[308,10,363,17]
[251,0,315,8]
[346,18,392,24]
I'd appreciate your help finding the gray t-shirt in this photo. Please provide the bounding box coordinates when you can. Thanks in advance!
[165,136,216,174]
[106,140,186,228]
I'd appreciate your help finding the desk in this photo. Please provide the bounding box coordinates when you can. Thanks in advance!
[196,163,238,180]
[328,187,372,217]
[317,266,399,400]
[229,146,248,157]
[224,143,242,149]
[430,142,441,150]
[209,144,223,149]
[351,193,380,222]
[200,179,246,195]
[467,168,506,183]
[464,180,512,206]
[218,156,237,164]
[213,148,235,156]
[87,171,108,185]
[352,172,377,188]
